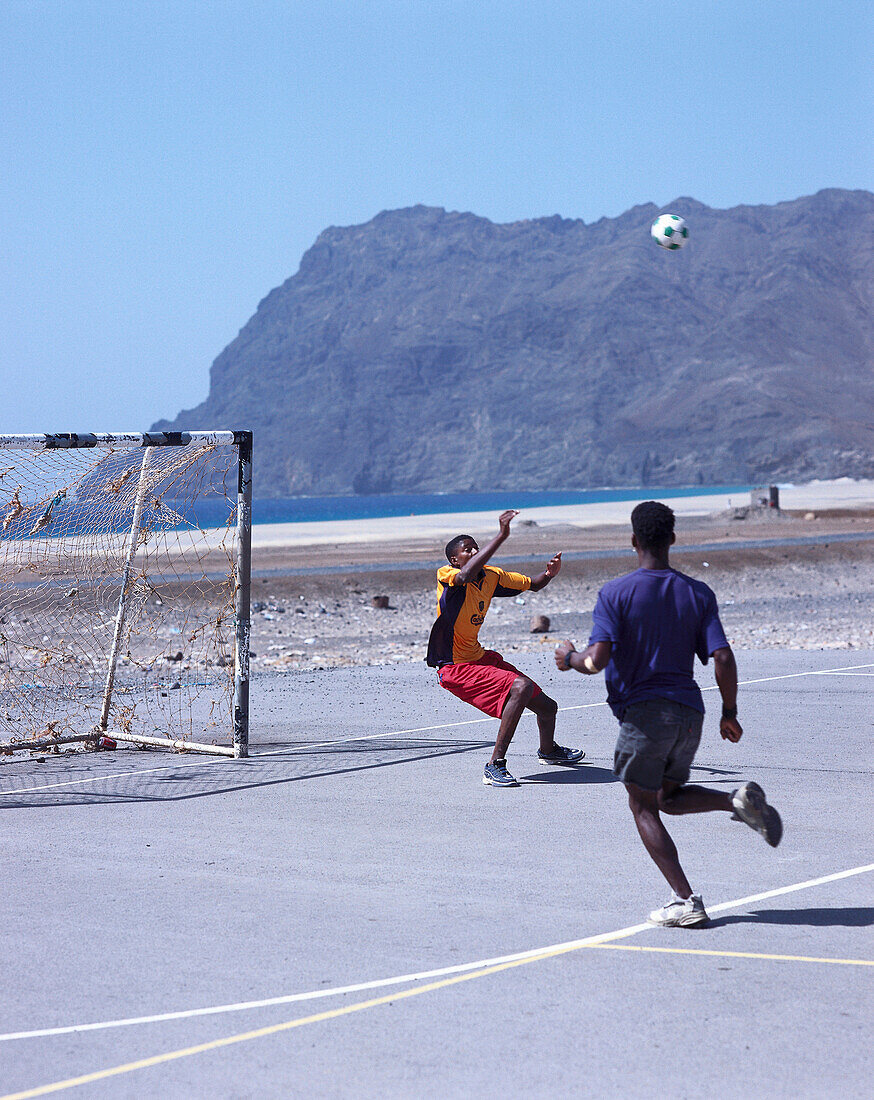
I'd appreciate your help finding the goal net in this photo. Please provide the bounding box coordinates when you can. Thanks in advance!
[0,432,252,758]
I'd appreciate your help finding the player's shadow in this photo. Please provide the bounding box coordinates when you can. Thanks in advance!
[520,762,738,785]
[518,764,616,784]
[709,907,874,928]
[688,764,742,779]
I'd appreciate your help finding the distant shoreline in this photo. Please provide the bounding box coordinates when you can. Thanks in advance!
[251,531,874,579]
[250,478,874,551]
[245,482,754,527]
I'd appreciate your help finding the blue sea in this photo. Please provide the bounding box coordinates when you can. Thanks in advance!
[4,486,752,539]
[239,485,752,526]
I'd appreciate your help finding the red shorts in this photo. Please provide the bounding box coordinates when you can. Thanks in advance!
[436,651,541,719]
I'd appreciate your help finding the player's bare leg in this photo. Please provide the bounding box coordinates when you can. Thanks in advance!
[626,782,693,898]
[491,676,536,762]
[658,779,733,815]
[527,692,558,754]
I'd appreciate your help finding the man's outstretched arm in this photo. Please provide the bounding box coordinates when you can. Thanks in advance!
[454,510,518,584]
[554,639,612,674]
[529,551,562,591]
[713,646,743,743]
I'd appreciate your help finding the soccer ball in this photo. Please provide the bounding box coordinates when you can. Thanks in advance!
[651,213,689,250]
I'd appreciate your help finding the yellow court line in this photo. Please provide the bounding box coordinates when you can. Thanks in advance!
[5,935,874,1100]
[0,946,579,1100]
[586,944,874,967]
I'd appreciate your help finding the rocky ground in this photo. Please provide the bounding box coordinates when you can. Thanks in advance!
[245,510,874,671]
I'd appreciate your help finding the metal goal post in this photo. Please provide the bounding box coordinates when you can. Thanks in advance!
[0,431,252,759]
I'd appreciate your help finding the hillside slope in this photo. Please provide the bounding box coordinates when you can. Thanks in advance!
[154,189,874,495]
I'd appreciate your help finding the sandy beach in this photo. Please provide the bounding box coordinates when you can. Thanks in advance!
[243,480,874,671]
[249,479,874,551]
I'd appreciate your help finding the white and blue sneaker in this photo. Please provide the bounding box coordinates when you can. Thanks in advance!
[537,743,585,766]
[483,759,520,787]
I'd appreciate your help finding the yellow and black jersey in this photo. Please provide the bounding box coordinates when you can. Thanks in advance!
[426,565,532,667]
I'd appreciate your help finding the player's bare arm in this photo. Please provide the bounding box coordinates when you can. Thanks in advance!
[453,510,519,583]
[529,551,562,591]
[554,638,612,673]
[712,645,743,742]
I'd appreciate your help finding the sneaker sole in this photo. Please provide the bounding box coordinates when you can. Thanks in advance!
[761,805,783,847]
[648,911,710,928]
[537,753,585,766]
[733,782,783,847]
[482,776,520,788]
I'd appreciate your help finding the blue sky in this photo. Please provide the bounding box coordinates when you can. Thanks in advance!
[2,0,871,432]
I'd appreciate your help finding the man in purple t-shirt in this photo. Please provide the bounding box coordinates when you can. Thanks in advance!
[554,501,782,928]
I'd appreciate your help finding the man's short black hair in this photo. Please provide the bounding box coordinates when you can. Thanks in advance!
[631,501,675,552]
[445,534,475,563]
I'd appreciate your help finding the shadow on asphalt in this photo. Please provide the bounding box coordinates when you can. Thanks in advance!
[0,738,495,809]
[709,907,874,928]
[518,764,616,784]
[689,764,743,779]
[520,762,740,785]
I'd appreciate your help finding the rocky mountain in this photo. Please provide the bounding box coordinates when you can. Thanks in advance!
[153,189,874,495]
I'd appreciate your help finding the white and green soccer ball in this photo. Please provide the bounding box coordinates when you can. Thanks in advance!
[651,213,689,250]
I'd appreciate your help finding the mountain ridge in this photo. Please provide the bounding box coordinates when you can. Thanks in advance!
[154,189,874,496]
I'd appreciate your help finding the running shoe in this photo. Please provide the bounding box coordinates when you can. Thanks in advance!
[483,759,520,787]
[731,781,783,847]
[537,743,585,765]
[648,894,709,928]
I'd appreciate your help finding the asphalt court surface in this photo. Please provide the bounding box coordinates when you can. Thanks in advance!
[0,650,871,1097]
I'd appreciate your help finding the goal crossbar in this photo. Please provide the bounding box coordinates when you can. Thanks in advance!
[0,431,238,450]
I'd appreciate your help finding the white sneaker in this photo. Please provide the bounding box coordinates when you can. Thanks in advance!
[648,894,709,927]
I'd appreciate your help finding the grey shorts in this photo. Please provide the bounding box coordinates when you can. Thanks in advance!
[613,698,704,791]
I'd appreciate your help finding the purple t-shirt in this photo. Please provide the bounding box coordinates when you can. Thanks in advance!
[588,567,729,719]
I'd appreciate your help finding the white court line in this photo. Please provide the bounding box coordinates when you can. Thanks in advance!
[809,664,874,673]
[719,662,874,687]
[1,661,871,799]
[1,861,871,1044]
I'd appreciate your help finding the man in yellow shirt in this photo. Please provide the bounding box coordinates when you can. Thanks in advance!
[427,510,584,787]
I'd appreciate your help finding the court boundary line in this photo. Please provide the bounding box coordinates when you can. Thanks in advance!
[2,863,872,1100]
[2,862,871,1045]
[1,661,871,799]
[588,943,874,966]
